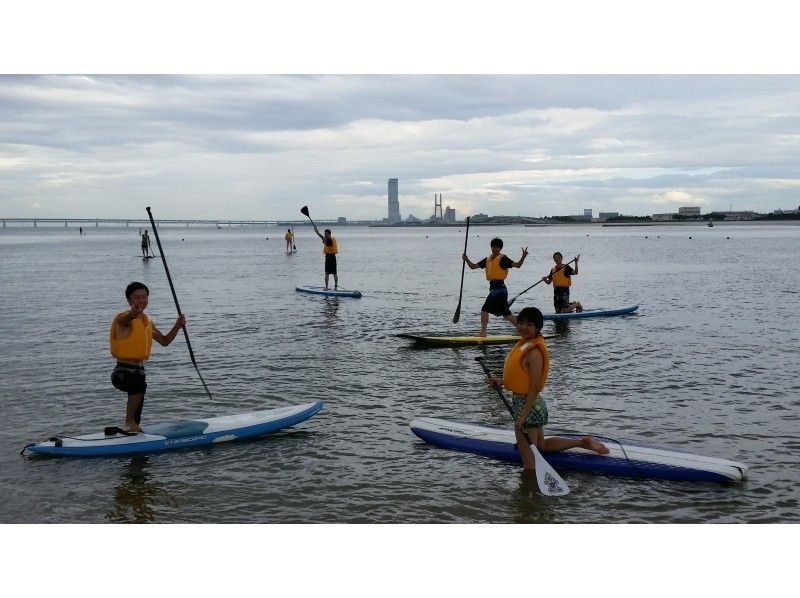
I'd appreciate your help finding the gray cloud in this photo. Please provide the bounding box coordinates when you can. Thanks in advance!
[1,74,800,219]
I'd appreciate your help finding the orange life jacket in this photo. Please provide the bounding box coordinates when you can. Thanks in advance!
[503,335,550,395]
[109,313,153,362]
[484,253,509,281]
[550,264,571,287]
[323,236,338,255]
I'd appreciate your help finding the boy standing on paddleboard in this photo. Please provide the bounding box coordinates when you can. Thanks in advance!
[542,252,582,313]
[109,282,186,433]
[463,237,528,336]
[486,307,608,470]
[313,227,338,290]
[284,228,295,253]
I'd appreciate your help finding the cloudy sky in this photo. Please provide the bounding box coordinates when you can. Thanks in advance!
[2,5,799,222]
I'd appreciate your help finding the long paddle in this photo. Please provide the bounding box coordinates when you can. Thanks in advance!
[452,216,471,323]
[507,256,578,308]
[292,226,296,251]
[474,356,569,496]
[146,206,213,401]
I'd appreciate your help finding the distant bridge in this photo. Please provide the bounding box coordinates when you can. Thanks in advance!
[0,217,375,228]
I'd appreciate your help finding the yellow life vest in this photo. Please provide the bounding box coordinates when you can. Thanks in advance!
[503,335,550,395]
[484,253,508,281]
[109,312,153,362]
[285,232,293,241]
[550,264,571,287]
[323,236,338,255]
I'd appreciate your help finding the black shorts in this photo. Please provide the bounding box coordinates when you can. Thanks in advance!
[554,287,571,310]
[325,254,337,275]
[482,286,511,317]
[111,363,147,396]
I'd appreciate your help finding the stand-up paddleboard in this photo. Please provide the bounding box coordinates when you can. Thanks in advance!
[22,401,323,457]
[410,417,747,482]
[543,304,638,321]
[398,333,556,347]
[295,286,362,298]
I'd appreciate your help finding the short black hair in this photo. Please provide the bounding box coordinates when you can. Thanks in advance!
[517,306,543,331]
[490,237,503,249]
[324,229,331,235]
[553,251,563,259]
[125,281,149,299]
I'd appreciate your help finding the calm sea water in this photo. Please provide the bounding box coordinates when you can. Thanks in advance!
[1,222,799,523]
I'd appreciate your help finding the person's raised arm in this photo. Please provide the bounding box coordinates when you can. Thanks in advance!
[153,314,187,347]
[511,246,529,268]
[313,227,324,240]
[463,254,480,270]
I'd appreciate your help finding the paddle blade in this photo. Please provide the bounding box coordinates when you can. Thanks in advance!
[452,303,461,323]
[300,206,309,217]
[532,445,570,496]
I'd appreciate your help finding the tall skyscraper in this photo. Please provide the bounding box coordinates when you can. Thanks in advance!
[387,178,400,224]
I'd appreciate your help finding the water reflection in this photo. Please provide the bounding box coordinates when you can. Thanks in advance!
[321,296,340,325]
[510,470,559,523]
[551,320,571,337]
[106,456,163,524]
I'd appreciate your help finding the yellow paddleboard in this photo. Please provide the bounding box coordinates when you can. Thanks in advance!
[397,333,555,347]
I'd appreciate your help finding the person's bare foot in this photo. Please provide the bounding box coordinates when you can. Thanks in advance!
[478,330,487,337]
[124,423,143,434]
[581,436,609,454]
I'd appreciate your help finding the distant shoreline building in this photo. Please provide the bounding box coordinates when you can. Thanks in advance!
[387,178,400,224]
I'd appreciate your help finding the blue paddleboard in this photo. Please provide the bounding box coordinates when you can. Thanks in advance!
[543,304,638,321]
[23,401,323,457]
[295,286,362,298]
[410,417,747,482]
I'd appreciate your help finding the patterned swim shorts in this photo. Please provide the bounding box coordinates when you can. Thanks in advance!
[511,394,549,430]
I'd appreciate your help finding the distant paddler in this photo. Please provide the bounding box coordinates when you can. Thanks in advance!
[542,252,582,313]
[140,229,152,259]
[463,237,528,336]
[284,228,295,253]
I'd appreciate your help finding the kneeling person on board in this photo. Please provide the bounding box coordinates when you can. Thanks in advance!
[463,237,528,336]
[314,226,338,290]
[109,282,186,433]
[486,307,608,470]
[542,252,582,313]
